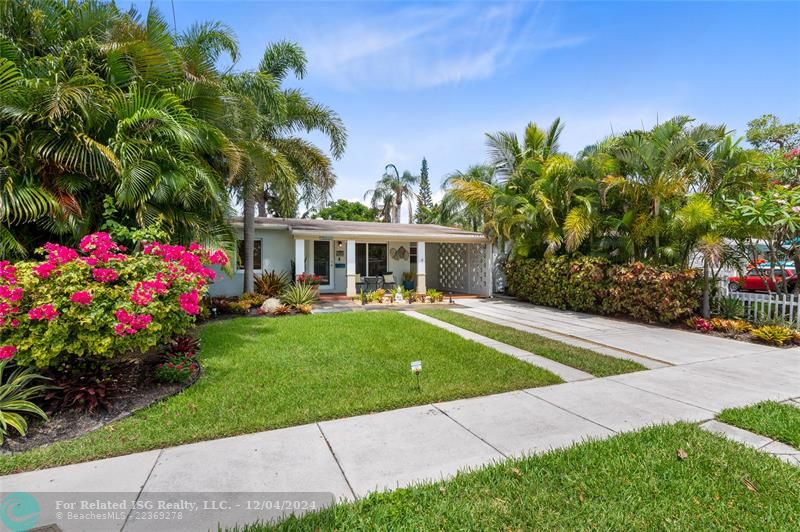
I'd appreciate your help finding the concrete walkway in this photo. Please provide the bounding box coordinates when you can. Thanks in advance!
[404,310,594,382]
[3,342,798,531]
[455,298,781,365]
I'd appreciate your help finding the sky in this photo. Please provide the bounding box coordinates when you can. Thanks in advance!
[136,0,800,211]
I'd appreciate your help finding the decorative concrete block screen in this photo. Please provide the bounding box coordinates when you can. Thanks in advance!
[439,243,489,295]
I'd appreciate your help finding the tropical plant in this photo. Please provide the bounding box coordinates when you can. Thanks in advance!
[709,318,751,335]
[280,283,317,308]
[154,352,197,384]
[686,316,713,332]
[426,288,443,302]
[365,164,418,223]
[271,304,292,316]
[0,359,49,444]
[751,325,795,346]
[0,1,240,258]
[715,296,744,319]
[295,303,313,314]
[254,270,290,297]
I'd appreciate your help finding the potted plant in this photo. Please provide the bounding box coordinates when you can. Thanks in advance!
[401,272,414,290]
[296,273,322,298]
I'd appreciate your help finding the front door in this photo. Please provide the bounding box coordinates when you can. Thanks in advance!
[313,240,333,289]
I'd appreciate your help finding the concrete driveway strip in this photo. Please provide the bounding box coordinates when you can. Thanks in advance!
[403,310,594,382]
[435,391,614,457]
[318,405,503,497]
[123,424,353,532]
[526,379,714,432]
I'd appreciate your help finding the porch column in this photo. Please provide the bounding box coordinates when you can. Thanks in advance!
[483,242,493,297]
[346,239,356,297]
[416,241,426,294]
[294,239,305,278]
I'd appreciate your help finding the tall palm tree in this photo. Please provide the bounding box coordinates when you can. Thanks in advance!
[222,42,346,293]
[365,164,417,223]
[440,164,494,231]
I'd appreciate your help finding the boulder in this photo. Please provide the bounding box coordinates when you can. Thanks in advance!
[260,298,282,314]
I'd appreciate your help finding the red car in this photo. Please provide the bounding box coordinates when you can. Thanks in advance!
[728,267,796,293]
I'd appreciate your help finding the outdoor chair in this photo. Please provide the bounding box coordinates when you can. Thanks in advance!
[382,272,396,290]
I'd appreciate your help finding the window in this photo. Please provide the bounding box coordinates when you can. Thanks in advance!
[237,239,262,271]
[410,244,417,264]
[355,243,387,276]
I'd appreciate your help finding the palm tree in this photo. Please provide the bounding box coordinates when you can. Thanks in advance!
[0,1,238,256]
[365,164,417,223]
[440,164,494,231]
[222,42,346,293]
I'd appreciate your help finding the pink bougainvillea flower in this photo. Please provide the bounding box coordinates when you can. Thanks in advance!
[43,243,79,265]
[28,304,59,321]
[92,268,119,283]
[179,290,200,315]
[209,250,229,266]
[0,261,17,284]
[0,345,16,359]
[0,285,23,302]
[33,262,57,279]
[114,308,152,335]
[70,291,93,305]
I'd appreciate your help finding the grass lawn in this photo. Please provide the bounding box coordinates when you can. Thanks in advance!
[719,401,800,449]
[0,311,560,474]
[417,308,645,377]
[240,423,800,531]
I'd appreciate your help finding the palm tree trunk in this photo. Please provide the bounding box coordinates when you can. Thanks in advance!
[257,188,267,217]
[653,197,660,258]
[243,195,256,294]
[702,256,711,319]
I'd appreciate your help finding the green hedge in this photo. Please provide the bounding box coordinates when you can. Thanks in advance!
[505,257,700,323]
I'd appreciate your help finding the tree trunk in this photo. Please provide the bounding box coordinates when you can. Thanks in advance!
[702,256,711,319]
[243,195,255,294]
[257,188,267,217]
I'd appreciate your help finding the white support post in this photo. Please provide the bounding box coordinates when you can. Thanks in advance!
[483,242,493,297]
[416,241,426,294]
[294,239,305,278]
[346,240,356,297]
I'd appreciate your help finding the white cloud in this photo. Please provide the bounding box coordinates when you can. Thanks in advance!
[301,2,588,90]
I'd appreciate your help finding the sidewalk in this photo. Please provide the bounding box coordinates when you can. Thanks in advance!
[3,343,797,531]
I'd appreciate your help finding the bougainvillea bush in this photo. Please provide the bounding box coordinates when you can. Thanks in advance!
[505,257,700,323]
[0,233,227,369]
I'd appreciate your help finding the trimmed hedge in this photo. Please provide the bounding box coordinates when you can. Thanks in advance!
[505,257,700,323]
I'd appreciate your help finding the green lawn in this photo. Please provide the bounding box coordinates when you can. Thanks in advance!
[417,308,645,377]
[719,401,800,449]
[0,311,560,474]
[240,423,800,531]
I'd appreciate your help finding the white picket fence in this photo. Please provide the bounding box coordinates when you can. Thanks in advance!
[718,283,800,326]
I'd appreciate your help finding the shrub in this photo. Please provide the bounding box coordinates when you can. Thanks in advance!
[716,296,744,319]
[369,288,386,303]
[0,233,226,369]
[505,257,700,323]
[426,288,443,302]
[686,316,712,332]
[296,304,313,315]
[50,373,113,413]
[154,352,197,383]
[271,305,292,316]
[710,318,752,335]
[0,359,50,444]
[281,283,318,308]
[254,270,290,297]
[239,292,267,308]
[751,325,795,346]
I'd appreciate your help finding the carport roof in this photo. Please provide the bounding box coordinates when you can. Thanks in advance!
[230,217,489,243]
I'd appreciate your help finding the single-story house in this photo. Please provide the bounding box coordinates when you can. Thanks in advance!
[208,217,494,298]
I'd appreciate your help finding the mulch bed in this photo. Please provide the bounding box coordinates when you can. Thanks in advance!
[2,358,201,454]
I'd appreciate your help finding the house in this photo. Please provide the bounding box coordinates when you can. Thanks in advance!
[209,217,494,298]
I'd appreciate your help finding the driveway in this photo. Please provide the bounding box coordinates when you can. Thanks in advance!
[454,298,782,365]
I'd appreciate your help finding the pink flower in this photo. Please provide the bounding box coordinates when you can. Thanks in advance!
[28,304,59,321]
[0,261,17,284]
[70,291,93,305]
[43,243,79,265]
[0,345,16,359]
[33,262,57,279]
[92,268,118,283]
[0,285,23,302]
[114,308,152,335]
[209,250,228,266]
[179,291,200,315]
[79,232,126,262]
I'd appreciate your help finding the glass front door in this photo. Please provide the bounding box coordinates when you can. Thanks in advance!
[313,240,332,287]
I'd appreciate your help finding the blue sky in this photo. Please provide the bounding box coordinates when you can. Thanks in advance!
[139,1,800,209]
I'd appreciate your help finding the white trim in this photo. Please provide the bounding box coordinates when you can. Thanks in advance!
[291,229,487,243]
